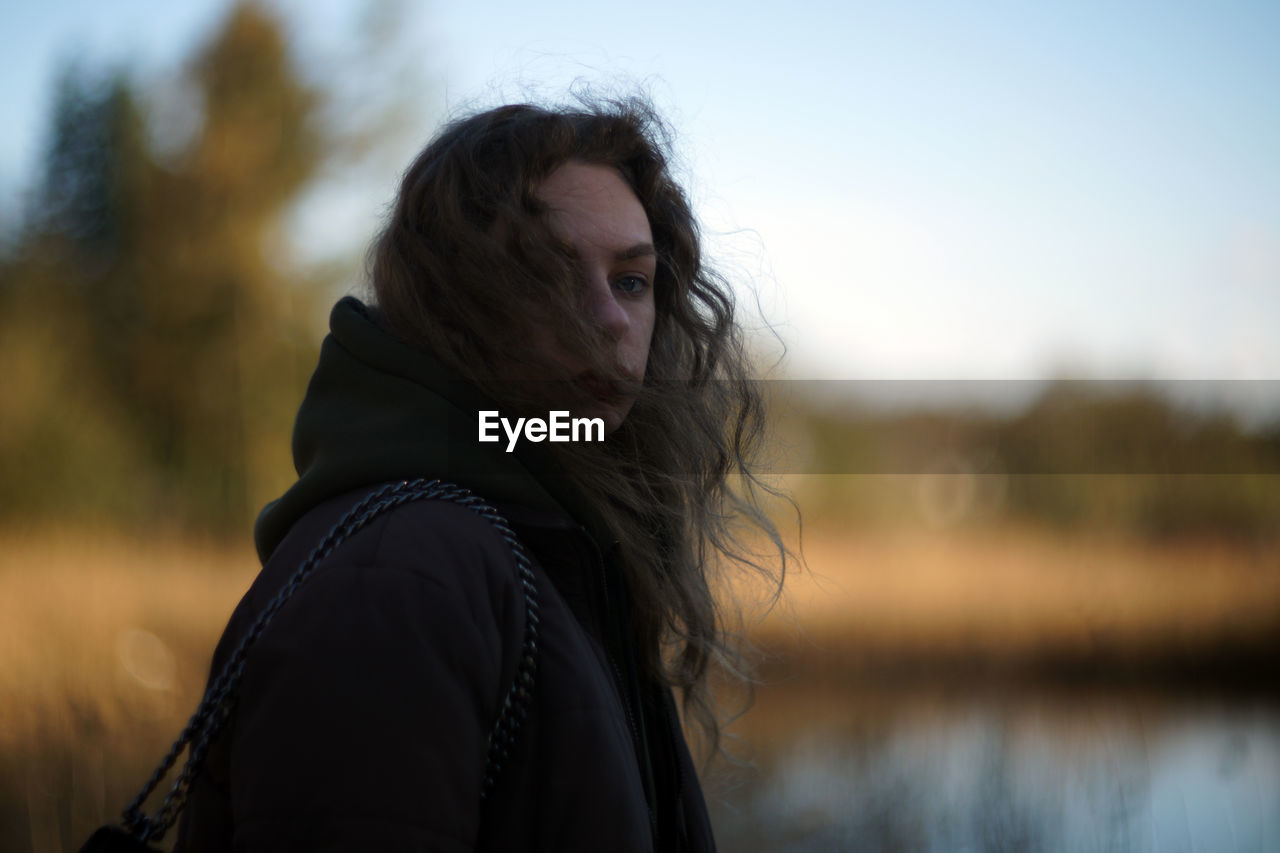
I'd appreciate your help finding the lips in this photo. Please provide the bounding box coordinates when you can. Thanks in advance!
[576,371,647,403]
[577,373,621,400]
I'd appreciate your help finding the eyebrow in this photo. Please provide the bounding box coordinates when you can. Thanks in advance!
[614,243,657,262]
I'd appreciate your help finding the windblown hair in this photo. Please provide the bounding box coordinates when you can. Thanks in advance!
[369,98,789,761]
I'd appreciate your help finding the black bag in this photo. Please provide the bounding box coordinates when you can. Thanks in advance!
[79,479,540,852]
[79,826,153,853]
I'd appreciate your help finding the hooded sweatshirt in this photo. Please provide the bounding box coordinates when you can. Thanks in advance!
[174,297,715,852]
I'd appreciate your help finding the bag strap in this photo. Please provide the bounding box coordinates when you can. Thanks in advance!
[118,479,541,844]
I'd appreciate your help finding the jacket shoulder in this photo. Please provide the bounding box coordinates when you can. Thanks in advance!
[260,484,525,608]
[194,486,529,848]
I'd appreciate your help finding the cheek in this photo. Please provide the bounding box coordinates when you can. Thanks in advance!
[629,305,657,363]
[526,327,559,369]
[523,326,581,378]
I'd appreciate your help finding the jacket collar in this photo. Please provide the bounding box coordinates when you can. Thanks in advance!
[253,296,613,562]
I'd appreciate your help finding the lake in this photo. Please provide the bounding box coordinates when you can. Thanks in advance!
[708,686,1280,852]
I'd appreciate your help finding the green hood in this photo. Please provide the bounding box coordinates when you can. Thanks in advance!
[253,297,609,562]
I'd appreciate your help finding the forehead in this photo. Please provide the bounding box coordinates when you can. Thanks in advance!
[536,162,653,250]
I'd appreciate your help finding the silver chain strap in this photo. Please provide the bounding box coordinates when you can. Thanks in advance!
[120,479,541,843]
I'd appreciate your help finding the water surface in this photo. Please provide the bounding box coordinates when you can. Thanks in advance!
[709,689,1280,852]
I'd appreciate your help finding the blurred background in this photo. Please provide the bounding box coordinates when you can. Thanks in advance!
[1,1,1277,850]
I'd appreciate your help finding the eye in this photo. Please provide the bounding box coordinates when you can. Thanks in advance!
[613,275,649,295]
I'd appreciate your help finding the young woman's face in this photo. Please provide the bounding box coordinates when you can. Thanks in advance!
[533,161,657,433]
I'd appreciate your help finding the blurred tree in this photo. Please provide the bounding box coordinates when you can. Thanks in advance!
[0,2,327,532]
[777,381,1280,542]
[113,1,324,529]
[0,67,151,521]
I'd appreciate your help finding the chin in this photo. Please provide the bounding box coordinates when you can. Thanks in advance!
[577,397,633,435]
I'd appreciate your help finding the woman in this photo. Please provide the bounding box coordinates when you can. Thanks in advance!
[172,99,787,852]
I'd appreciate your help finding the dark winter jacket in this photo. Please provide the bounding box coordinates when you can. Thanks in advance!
[173,297,716,852]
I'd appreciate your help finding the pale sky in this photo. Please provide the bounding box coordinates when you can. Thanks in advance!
[3,0,1279,387]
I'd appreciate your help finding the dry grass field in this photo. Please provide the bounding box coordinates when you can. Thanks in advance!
[1,522,1277,851]
[0,529,259,852]
[756,524,1280,657]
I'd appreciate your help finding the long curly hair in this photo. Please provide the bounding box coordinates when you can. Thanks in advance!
[368,97,790,761]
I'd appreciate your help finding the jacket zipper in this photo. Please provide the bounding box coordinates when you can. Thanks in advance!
[609,655,652,815]
[665,689,690,850]
[577,526,660,844]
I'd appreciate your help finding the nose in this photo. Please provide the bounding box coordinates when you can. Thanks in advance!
[583,272,629,341]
